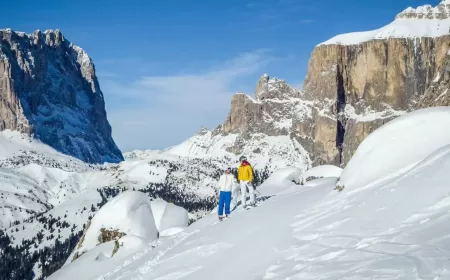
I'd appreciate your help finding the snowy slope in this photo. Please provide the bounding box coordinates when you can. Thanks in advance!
[321,1,450,45]
[50,145,450,279]
[0,129,230,280]
[47,107,450,280]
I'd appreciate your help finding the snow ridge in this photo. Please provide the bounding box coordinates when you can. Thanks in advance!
[320,1,450,46]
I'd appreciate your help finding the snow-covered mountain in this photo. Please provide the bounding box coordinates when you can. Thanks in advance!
[0,29,123,163]
[161,1,450,168]
[48,106,450,280]
[3,1,450,279]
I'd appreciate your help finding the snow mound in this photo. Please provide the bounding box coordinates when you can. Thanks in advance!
[258,167,302,195]
[150,199,189,234]
[338,107,450,190]
[300,165,343,184]
[73,191,158,257]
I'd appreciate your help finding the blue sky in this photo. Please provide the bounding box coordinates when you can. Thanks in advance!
[1,0,441,152]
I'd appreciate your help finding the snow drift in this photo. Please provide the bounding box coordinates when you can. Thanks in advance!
[338,107,450,190]
[150,199,189,235]
[258,167,302,195]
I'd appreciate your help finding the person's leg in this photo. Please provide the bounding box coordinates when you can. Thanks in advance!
[231,184,239,209]
[224,191,231,216]
[240,181,247,207]
[218,191,225,217]
[248,183,255,205]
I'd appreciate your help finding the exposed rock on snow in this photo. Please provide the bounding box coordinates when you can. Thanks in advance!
[0,29,123,163]
[300,165,343,184]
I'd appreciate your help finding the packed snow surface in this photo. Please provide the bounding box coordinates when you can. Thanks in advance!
[50,142,450,279]
[339,107,450,191]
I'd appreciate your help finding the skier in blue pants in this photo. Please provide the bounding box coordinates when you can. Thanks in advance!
[217,167,237,220]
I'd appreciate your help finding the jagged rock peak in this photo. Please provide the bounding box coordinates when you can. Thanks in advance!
[197,126,210,136]
[0,29,123,163]
[254,73,300,101]
[396,1,450,20]
[255,73,269,101]
[0,28,66,46]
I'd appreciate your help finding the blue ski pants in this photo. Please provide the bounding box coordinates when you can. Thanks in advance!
[218,191,232,216]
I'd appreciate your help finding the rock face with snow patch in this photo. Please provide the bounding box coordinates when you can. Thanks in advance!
[0,29,123,163]
[166,74,313,170]
[417,51,450,108]
[303,0,450,165]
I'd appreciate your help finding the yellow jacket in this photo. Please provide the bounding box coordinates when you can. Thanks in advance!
[238,163,253,182]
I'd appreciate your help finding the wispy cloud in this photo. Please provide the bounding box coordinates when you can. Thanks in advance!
[101,49,274,152]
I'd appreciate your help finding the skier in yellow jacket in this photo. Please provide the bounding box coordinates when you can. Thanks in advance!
[237,155,255,208]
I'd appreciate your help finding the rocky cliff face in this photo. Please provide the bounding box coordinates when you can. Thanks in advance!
[0,29,123,163]
[303,0,450,165]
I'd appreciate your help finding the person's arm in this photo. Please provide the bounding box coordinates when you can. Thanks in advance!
[216,176,224,191]
[248,165,253,182]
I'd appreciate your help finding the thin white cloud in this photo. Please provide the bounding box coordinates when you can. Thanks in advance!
[102,49,274,152]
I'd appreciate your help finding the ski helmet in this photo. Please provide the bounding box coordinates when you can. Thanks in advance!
[239,155,247,162]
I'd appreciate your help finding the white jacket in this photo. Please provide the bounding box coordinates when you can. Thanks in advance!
[217,173,237,192]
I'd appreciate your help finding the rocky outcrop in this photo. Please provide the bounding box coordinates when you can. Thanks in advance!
[223,75,303,137]
[0,29,123,163]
